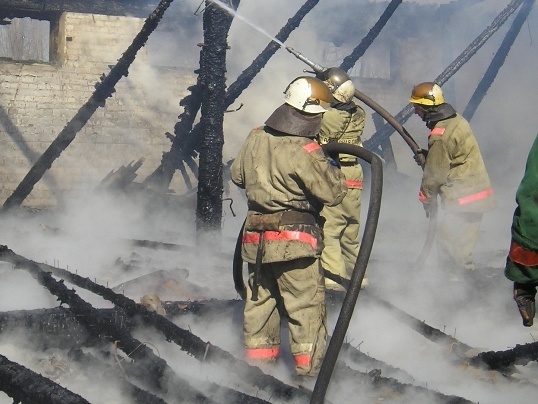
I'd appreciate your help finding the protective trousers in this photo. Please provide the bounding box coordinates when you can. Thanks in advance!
[244,257,327,376]
[437,211,483,272]
[321,164,362,289]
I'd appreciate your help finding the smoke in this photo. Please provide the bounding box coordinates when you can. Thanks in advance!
[1,0,538,402]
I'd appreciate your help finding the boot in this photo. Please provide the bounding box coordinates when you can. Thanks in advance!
[514,282,537,327]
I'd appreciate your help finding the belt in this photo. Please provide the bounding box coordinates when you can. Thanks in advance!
[339,160,358,166]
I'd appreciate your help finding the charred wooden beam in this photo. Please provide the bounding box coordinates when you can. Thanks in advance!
[67,348,167,404]
[469,340,538,372]
[3,250,312,403]
[129,238,233,260]
[0,246,216,404]
[364,0,526,153]
[224,0,320,106]
[339,0,403,72]
[1,0,174,211]
[0,0,152,18]
[97,158,145,191]
[144,0,320,194]
[362,290,475,359]
[463,0,535,121]
[197,0,242,231]
[0,353,90,404]
[0,307,112,349]
[333,362,474,404]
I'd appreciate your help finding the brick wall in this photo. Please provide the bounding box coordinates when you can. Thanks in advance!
[0,12,196,208]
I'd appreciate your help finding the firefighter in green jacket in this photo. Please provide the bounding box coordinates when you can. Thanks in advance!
[505,134,538,327]
[231,76,347,376]
[316,68,366,291]
[409,82,496,278]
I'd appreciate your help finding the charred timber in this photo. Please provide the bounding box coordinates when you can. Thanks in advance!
[0,353,90,404]
[224,0,320,105]
[2,0,174,210]
[11,252,312,402]
[67,348,167,404]
[333,362,474,404]
[362,290,475,359]
[130,238,232,260]
[469,340,538,372]
[463,0,535,121]
[0,307,112,350]
[146,0,320,193]
[364,0,526,153]
[196,0,241,231]
[339,0,403,72]
[0,0,152,18]
[0,246,215,403]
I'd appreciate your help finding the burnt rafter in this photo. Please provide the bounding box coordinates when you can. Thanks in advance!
[1,249,313,403]
[0,246,217,404]
[196,0,241,231]
[1,0,174,211]
[0,0,152,18]
[365,0,527,153]
[463,0,535,121]
[339,0,403,72]
[144,0,321,194]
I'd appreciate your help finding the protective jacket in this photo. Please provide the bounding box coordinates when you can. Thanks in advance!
[420,110,496,213]
[318,102,365,285]
[231,125,347,264]
[505,134,538,283]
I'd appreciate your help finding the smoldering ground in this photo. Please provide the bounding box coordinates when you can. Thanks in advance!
[1,0,538,403]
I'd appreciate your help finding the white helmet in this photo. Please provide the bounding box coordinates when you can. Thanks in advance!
[284,76,333,114]
[319,67,355,103]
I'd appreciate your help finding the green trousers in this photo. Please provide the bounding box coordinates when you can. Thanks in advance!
[244,257,327,376]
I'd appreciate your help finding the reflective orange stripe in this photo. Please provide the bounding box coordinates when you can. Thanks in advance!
[345,179,363,189]
[418,190,428,203]
[246,347,279,360]
[457,188,493,205]
[303,142,322,153]
[294,354,311,367]
[429,127,445,137]
[509,241,538,267]
[243,231,318,249]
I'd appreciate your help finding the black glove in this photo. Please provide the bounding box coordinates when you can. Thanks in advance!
[514,282,537,327]
[414,149,428,166]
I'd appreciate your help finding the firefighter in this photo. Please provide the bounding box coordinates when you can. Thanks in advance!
[505,134,538,327]
[316,67,366,291]
[230,76,347,377]
[409,82,496,279]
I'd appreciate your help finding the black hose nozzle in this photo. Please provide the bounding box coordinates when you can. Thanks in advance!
[286,46,327,75]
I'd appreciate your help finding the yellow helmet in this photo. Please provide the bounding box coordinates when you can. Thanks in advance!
[409,82,445,106]
[284,76,333,114]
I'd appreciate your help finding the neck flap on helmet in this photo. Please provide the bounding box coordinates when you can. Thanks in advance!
[265,104,322,138]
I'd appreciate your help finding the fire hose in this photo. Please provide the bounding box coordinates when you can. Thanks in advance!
[231,47,432,402]
[232,143,382,403]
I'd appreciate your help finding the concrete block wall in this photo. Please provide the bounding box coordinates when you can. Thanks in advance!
[0,12,196,208]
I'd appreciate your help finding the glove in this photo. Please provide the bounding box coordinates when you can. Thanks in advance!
[414,149,428,166]
[514,282,537,327]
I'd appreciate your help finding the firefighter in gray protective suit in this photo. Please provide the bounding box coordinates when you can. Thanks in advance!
[317,68,366,290]
[231,76,347,377]
[410,82,496,278]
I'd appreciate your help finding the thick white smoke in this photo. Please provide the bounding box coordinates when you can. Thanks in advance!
[1,0,538,403]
